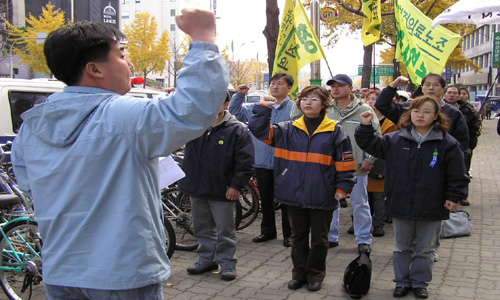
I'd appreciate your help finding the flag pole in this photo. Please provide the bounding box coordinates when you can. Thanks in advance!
[310,0,322,86]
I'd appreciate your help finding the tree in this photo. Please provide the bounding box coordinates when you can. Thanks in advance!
[124,12,171,88]
[264,0,280,77]
[165,37,190,87]
[306,0,479,87]
[6,3,65,75]
[224,47,266,87]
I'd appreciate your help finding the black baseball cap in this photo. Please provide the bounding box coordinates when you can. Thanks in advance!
[326,74,353,86]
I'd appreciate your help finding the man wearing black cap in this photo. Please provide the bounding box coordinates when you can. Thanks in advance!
[292,74,380,254]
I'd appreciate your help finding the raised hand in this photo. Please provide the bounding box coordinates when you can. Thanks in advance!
[176,9,216,44]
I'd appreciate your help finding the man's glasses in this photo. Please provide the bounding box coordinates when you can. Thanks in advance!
[422,83,442,88]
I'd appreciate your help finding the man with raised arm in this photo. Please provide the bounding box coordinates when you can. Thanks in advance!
[12,9,228,300]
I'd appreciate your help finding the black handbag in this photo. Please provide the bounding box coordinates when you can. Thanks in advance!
[367,158,385,180]
[343,253,372,299]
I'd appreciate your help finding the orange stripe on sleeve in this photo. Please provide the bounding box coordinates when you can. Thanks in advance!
[334,160,356,171]
[262,124,274,145]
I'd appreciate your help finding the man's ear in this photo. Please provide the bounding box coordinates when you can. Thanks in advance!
[85,62,104,79]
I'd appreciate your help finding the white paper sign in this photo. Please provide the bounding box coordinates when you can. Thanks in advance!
[158,155,185,189]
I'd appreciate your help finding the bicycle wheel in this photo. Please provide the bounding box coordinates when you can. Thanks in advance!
[237,183,260,230]
[162,218,176,259]
[0,219,43,300]
[161,190,198,252]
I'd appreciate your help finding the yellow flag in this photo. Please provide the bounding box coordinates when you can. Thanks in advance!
[361,0,382,46]
[395,0,461,84]
[273,0,326,98]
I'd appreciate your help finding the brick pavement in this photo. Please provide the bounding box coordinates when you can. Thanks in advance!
[25,119,500,300]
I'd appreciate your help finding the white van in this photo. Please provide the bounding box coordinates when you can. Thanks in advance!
[0,78,163,143]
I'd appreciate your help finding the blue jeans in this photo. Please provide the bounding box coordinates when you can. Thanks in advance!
[191,197,237,269]
[328,175,372,245]
[392,217,441,289]
[45,283,163,300]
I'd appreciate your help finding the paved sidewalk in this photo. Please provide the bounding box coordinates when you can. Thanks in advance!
[162,119,500,300]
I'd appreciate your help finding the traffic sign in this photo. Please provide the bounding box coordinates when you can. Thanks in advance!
[493,32,500,68]
[320,7,338,23]
[358,65,394,76]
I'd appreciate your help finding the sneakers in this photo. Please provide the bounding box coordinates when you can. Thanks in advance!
[187,261,219,275]
[431,250,439,262]
[373,226,385,237]
[221,267,236,281]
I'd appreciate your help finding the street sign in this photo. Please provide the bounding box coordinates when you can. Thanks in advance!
[320,7,338,23]
[358,65,394,76]
[493,32,500,68]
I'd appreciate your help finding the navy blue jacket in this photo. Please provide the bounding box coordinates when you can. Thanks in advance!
[178,112,254,200]
[249,104,356,210]
[375,86,470,154]
[355,124,469,221]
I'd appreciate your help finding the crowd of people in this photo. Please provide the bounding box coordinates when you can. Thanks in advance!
[7,7,487,300]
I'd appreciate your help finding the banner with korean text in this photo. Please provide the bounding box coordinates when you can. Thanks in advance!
[361,0,382,46]
[395,0,461,84]
[273,0,326,98]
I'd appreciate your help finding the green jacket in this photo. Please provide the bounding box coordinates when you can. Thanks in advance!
[292,94,381,175]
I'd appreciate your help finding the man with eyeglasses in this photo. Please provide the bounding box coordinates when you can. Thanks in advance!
[443,85,481,206]
[375,74,469,157]
[229,73,294,247]
[291,74,381,254]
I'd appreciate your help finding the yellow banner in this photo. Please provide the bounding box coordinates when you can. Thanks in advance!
[273,0,326,98]
[395,0,461,84]
[361,0,381,46]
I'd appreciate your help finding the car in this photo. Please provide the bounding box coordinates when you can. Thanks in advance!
[246,94,262,103]
[0,78,164,143]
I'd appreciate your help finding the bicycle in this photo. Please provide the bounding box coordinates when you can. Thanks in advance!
[236,177,260,230]
[0,194,42,300]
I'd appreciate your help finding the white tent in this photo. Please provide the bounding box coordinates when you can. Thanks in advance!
[432,0,500,28]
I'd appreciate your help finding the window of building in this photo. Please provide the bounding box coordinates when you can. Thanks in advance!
[171,9,175,17]
[478,55,483,68]
[480,27,484,44]
[122,12,130,19]
[485,25,490,41]
[475,31,479,45]
[135,0,140,3]
[122,0,129,3]
[171,24,176,31]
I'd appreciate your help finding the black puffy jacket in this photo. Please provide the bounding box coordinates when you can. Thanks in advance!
[355,124,469,221]
[178,112,254,200]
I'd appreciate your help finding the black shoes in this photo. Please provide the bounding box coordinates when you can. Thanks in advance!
[187,261,219,275]
[358,243,371,254]
[283,237,292,247]
[413,288,428,299]
[347,225,354,235]
[328,241,339,248]
[287,279,305,290]
[252,234,277,243]
[393,286,410,297]
[373,226,385,237]
[460,199,470,206]
[307,282,321,292]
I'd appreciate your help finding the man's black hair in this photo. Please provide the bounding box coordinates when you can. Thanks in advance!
[44,22,126,86]
[270,73,294,87]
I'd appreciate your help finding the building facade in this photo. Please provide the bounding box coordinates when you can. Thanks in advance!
[120,0,211,88]
[456,24,500,98]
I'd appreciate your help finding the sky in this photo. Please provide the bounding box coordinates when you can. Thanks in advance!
[212,0,384,85]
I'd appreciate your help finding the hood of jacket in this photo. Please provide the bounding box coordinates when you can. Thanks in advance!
[20,86,116,147]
